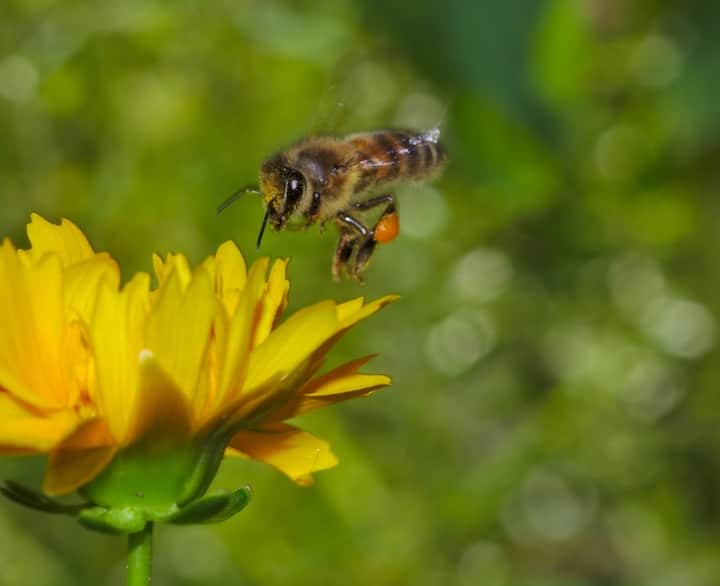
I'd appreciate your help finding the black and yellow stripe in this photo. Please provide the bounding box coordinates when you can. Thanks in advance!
[348,130,446,195]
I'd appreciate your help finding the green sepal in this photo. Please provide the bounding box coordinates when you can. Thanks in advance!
[163,486,252,525]
[175,428,234,507]
[3,479,253,533]
[78,506,148,534]
[1,481,87,515]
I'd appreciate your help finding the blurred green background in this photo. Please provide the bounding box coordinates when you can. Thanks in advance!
[2,0,720,584]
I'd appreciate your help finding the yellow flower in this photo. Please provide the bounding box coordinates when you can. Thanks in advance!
[0,215,119,452]
[0,215,395,505]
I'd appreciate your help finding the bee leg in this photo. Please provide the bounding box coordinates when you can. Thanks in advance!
[335,212,372,282]
[353,193,395,212]
[332,229,358,281]
[352,194,399,278]
[353,237,377,279]
[305,191,323,228]
[335,211,370,238]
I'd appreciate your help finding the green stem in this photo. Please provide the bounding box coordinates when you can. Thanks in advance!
[127,522,153,586]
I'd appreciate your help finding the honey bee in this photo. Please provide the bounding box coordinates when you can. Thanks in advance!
[218,129,447,281]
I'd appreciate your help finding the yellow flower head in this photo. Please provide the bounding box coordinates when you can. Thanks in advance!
[0,215,395,504]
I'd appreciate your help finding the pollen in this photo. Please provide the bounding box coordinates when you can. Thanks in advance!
[374,211,400,244]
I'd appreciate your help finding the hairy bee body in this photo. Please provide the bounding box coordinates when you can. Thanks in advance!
[260,129,446,227]
[347,129,447,193]
[228,129,446,280]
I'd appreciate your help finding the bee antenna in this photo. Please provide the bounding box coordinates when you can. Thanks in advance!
[217,186,262,215]
[256,208,270,250]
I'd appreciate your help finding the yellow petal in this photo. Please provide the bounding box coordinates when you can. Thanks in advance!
[26,214,95,266]
[264,295,396,399]
[60,320,92,408]
[152,252,192,289]
[214,257,269,408]
[0,393,79,452]
[267,356,390,421]
[204,371,284,434]
[152,253,166,284]
[43,418,116,495]
[228,422,337,484]
[56,417,115,449]
[338,294,399,329]
[213,241,247,298]
[90,273,150,442]
[192,297,227,426]
[242,300,339,393]
[64,254,120,322]
[126,354,193,444]
[336,297,364,322]
[304,369,390,398]
[206,242,249,318]
[0,241,69,408]
[145,265,215,402]
[276,389,379,420]
[43,419,117,495]
[252,258,289,347]
[43,445,117,495]
[233,296,395,423]
[308,297,397,377]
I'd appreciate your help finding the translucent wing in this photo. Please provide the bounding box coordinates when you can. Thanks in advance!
[311,45,449,139]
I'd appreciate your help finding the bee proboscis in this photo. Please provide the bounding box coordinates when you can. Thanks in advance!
[219,128,447,281]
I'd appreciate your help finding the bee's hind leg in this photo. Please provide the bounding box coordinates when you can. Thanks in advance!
[334,211,372,282]
[353,238,378,280]
[352,194,399,279]
[332,229,358,281]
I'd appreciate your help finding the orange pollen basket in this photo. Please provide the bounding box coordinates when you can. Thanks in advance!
[374,212,400,244]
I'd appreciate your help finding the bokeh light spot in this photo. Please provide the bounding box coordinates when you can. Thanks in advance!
[608,254,667,318]
[502,468,596,543]
[641,297,716,358]
[425,308,496,376]
[593,124,647,181]
[450,248,513,302]
[606,506,668,569]
[457,541,509,586]
[622,357,684,422]
[0,54,38,102]
[631,35,683,89]
[397,185,448,239]
[394,92,446,131]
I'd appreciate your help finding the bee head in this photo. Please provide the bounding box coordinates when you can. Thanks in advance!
[259,159,306,233]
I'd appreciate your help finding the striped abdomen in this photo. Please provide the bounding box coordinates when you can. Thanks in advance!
[347,130,447,194]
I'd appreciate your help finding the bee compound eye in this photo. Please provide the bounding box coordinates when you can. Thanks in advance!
[288,177,304,197]
[282,170,305,217]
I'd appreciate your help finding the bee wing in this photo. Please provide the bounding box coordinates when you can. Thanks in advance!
[311,48,415,136]
[339,150,393,172]
[310,42,451,139]
[310,53,370,136]
[335,145,406,184]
